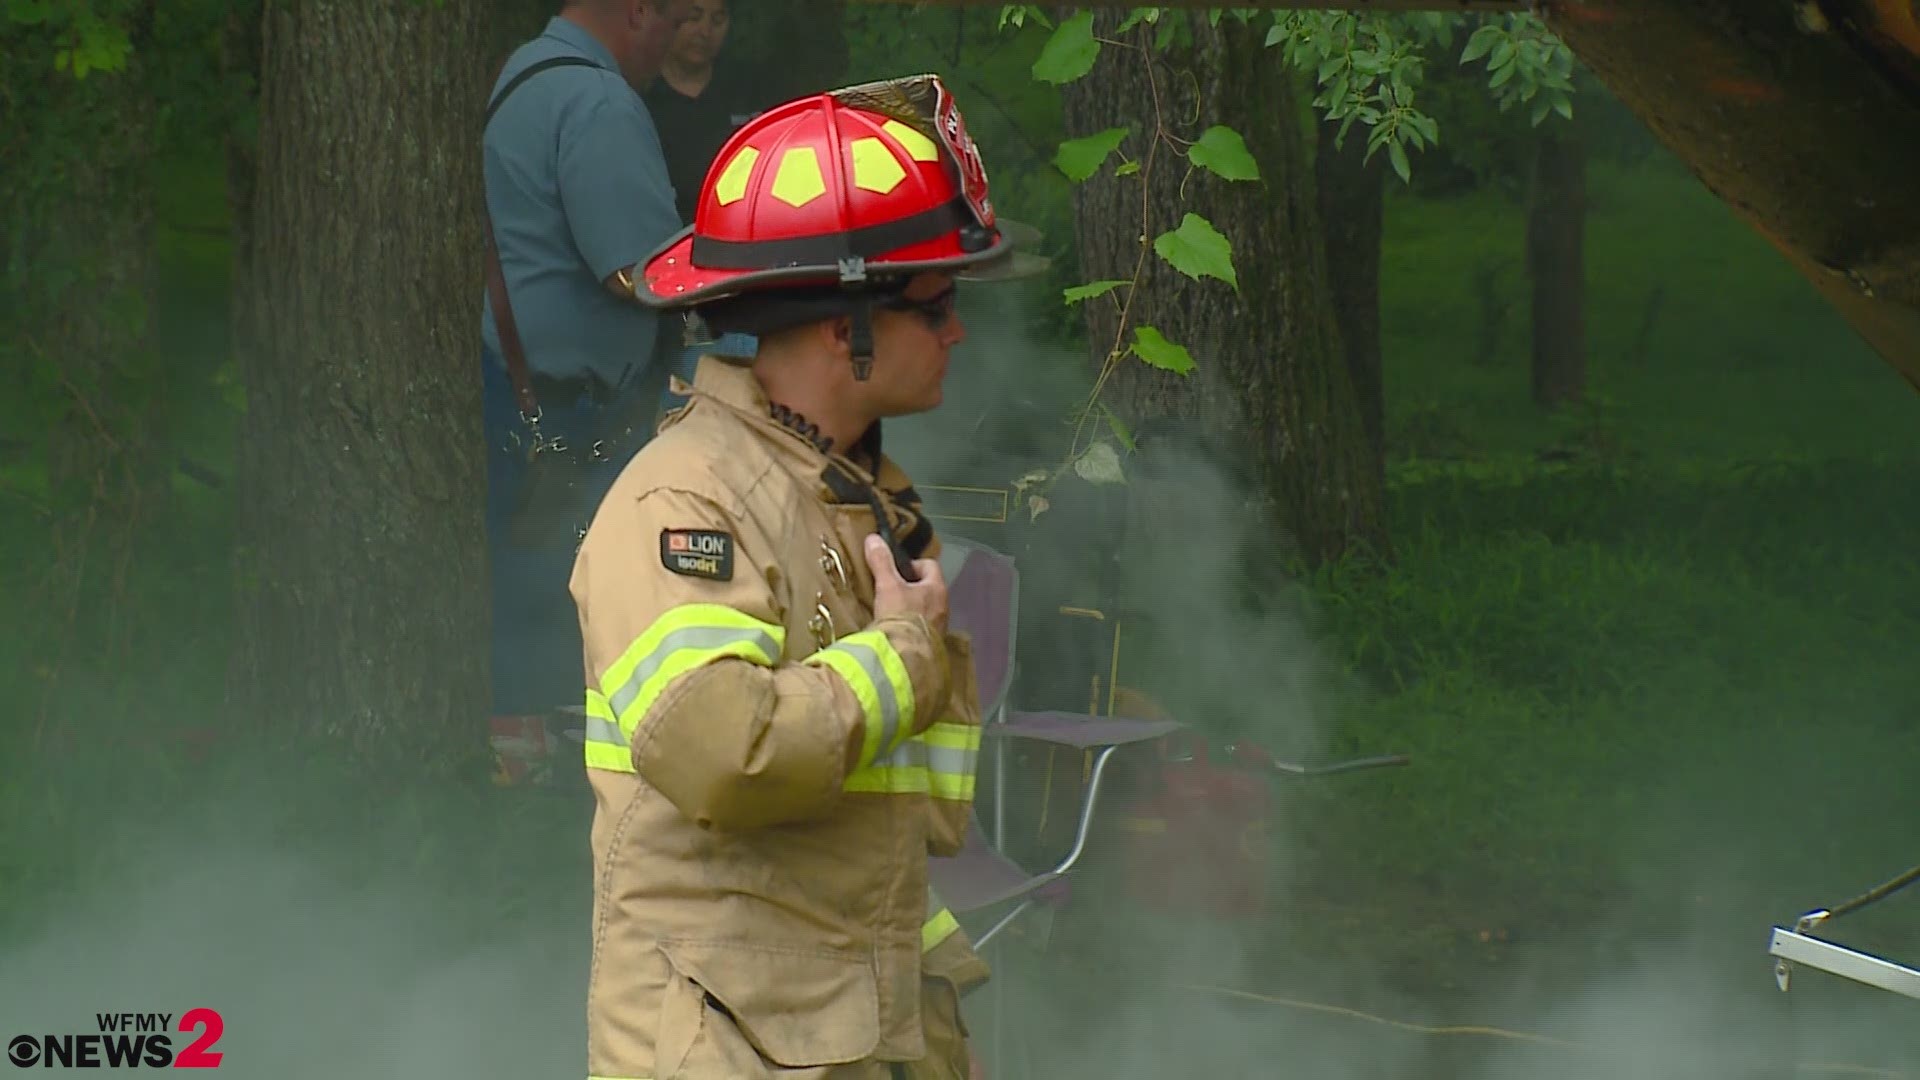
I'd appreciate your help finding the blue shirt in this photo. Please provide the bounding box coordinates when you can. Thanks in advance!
[482,18,683,388]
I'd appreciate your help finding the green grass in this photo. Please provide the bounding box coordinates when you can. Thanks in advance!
[1230,158,1920,987]
[1380,156,1920,465]
[1299,457,1920,900]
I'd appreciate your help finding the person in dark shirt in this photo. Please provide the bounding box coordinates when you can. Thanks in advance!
[642,0,765,414]
[642,0,764,223]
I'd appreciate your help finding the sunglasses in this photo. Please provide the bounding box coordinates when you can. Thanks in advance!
[881,284,958,329]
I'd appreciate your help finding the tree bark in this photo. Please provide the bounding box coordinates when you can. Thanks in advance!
[223,0,263,369]
[1315,117,1387,463]
[227,0,493,780]
[1059,13,1387,566]
[1526,127,1587,410]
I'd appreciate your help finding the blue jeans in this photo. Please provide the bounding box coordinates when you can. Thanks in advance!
[482,348,646,716]
[658,332,758,415]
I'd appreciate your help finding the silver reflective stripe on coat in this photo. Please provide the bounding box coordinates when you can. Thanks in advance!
[607,625,782,720]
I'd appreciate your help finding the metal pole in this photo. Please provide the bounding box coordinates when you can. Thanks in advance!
[1769,928,1920,1001]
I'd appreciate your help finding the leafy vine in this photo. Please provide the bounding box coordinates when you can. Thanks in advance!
[993,4,1575,517]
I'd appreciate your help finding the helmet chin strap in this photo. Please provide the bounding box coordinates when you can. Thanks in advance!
[849,297,875,381]
[839,256,877,382]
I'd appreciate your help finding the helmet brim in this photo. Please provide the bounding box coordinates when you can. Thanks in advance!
[955,218,1052,282]
[634,217,1051,310]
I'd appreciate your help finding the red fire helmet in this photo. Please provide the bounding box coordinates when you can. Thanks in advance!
[635,73,1045,310]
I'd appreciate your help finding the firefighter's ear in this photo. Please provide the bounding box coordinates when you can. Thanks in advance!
[823,314,854,355]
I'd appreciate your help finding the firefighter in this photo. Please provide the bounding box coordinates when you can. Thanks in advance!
[569,74,1036,1079]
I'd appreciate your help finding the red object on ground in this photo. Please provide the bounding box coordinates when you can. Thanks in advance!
[489,715,553,787]
[1120,731,1272,918]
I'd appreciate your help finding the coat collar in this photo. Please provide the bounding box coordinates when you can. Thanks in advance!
[668,357,937,560]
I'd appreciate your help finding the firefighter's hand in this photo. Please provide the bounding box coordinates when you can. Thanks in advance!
[866,533,947,639]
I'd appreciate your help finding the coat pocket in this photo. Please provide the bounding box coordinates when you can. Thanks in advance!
[658,938,880,1068]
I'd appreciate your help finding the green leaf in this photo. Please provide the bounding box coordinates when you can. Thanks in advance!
[1264,23,1285,46]
[1115,160,1140,177]
[1552,95,1574,121]
[1129,326,1197,375]
[1053,126,1130,182]
[1153,214,1238,290]
[1327,70,1353,113]
[1063,279,1129,304]
[1102,404,1137,452]
[1033,11,1099,84]
[1388,138,1411,184]
[1188,125,1260,182]
[1072,441,1127,485]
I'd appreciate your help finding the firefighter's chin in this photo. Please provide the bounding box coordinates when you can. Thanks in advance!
[869,354,948,418]
[871,378,944,421]
[916,356,950,412]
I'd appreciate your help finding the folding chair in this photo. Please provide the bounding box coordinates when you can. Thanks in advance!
[933,535,1182,1073]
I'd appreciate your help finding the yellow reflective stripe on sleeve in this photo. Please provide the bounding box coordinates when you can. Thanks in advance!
[581,689,635,774]
[922,907,961,953]
[842,764,931,794]
[802,628,916,770]
[921,719,980,802]
[842,717,980,797]
[845,734,930,794]
[599,604,784,742]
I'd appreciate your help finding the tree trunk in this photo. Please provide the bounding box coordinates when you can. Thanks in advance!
[1059,12,1387,566]
[1526,127,1587,410]
[0,7,161,504]
[227,0,493,780]
[1316,117,1387,463]
[0,5,163,745]
[224,0,263,367]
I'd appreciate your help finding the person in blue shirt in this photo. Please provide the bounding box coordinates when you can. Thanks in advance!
[481,0,692,721]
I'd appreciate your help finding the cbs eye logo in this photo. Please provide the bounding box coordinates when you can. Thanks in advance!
[7,1037,39,1068]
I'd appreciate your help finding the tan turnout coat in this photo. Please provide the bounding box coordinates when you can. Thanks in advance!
[571,357,988,1080]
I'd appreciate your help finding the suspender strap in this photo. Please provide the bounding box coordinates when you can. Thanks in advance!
[481,55,603,422]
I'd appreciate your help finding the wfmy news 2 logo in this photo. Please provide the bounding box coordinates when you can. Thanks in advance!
[7,1009,224,1070]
